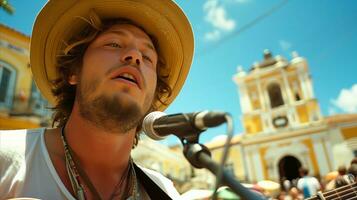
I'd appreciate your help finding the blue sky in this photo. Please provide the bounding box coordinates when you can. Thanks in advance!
[1,0,357,145]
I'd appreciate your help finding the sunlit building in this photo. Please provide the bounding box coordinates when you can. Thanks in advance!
[202,50,357,186]
[0,23,51,129]
[132,136,191,193]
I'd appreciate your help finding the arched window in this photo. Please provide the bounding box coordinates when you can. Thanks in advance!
[0,60,16,109]
[267,83,284,108]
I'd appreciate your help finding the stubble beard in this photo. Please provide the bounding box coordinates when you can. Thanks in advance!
[77,78,151,134]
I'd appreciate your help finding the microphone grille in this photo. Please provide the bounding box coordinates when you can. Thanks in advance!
[142,111,167,140]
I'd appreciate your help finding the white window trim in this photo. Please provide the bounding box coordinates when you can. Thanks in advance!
[0,60,16,109]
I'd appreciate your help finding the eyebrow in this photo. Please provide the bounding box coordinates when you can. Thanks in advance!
[105,30,156,51]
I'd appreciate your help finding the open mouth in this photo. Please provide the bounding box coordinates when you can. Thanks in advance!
[110,66,143,89]
[115,73,138,84]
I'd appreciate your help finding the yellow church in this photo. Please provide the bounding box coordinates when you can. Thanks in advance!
[204,50,357,185]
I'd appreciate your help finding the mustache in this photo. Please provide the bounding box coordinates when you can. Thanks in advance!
[105,63,142,77]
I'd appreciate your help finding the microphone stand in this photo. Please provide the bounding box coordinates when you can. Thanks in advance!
[182,142,265,200]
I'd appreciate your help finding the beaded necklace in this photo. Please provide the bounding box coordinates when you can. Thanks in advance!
[60,127,140,200]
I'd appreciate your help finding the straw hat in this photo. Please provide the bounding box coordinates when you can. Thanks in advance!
[30,0,194,111]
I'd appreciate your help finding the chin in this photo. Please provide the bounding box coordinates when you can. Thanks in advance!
[78,91,143,131]
[114,92,143,109]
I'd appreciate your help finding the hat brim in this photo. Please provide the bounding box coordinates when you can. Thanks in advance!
[30,0,194,111]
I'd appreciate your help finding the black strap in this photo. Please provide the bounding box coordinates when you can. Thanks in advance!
[133,163,173,200]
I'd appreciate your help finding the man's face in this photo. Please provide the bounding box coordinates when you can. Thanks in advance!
[74,23,158,133]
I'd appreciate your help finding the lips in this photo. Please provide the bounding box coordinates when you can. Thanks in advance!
[110,66,143,89]
[116,73,137,84]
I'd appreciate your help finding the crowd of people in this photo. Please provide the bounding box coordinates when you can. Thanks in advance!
[273,157,357,200]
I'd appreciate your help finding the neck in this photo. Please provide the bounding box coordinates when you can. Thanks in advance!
[64,105,136,173]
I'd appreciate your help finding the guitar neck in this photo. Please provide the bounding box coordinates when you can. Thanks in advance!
[305,182,357,200]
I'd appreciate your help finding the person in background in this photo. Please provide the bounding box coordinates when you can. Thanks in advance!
[288,187,303,200]
[325,165,352,191]
[297,167,321,198]
[282,177,291,192]
[348,161,357,182]
[275,191,287,200]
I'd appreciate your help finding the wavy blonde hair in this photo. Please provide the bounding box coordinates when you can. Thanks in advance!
[52,14,172,146]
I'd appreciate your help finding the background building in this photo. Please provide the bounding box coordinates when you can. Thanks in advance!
[199,50,357,187]
[0,23,51,129]
[132,136,192,193]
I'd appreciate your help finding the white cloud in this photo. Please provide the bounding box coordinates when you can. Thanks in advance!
[279,40,292,51]
[204,0,235,31]
[204,30,221,41]
[203,0,236,41]
[332,84,357,113]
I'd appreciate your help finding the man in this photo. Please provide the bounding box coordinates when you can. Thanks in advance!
[325,165,351,191]
[0,0,194,199]
[348,158,357,182]
[296,167,321,199]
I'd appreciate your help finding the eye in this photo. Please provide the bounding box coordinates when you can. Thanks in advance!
[105,42,122,48]
[143,55,153,63]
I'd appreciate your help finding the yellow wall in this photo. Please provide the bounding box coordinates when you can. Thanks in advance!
[247,84,261,110]
[243,115,263,134]
[0,24,32,110]
[211,145,246,180]
[296,100,320,124]
[1,51,32,102]
[307,100,320,120]
[286,65,297,73]
[0,24,46,129]
[301,138,320,175]
[296,104,309,123]
[259,147,269,180]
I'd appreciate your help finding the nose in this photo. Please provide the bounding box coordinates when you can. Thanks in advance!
[121,48,142,66]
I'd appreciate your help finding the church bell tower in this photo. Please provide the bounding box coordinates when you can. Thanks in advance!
[233,50,322,135]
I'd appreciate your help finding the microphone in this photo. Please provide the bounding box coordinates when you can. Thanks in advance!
[142,111,227,140]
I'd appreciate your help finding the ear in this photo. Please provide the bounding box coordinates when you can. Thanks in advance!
[68,74,78,85]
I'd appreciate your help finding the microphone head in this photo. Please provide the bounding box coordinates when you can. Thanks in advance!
[142,111,167,140]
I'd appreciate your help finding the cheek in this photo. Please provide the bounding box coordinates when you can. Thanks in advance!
[82,50,97,75]
[80,52,107,91]
[82,49,111,78]
[146,69,158,92]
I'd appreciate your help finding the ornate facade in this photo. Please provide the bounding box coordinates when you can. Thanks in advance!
[203,50,357,186]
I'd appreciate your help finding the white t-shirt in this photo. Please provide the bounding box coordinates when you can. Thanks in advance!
[0,129,181,199]
[297,176,320,198]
